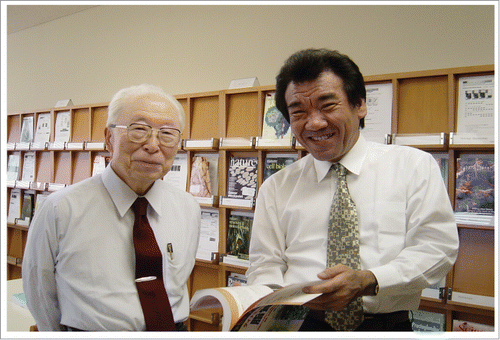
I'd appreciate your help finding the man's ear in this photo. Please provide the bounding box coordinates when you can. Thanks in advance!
[104,127,113,155]
[355,99,368,120]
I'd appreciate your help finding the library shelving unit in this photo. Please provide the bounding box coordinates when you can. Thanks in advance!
[6,65,494,332]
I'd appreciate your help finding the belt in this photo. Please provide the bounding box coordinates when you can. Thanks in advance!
[307,310,409,325]
[61,322,187,331]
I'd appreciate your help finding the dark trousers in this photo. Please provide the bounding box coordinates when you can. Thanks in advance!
[299,310,412,332]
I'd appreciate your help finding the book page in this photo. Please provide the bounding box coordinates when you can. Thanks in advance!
[190,284,273,331]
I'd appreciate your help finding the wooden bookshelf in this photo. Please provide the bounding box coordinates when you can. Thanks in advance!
[6,65,494,332]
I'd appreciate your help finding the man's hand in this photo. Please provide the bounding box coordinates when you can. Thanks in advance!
[302,264,378,311]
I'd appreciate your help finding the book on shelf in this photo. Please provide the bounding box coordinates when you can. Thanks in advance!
[226,156,258,201]
[7,153,21,182]
[8,189,22,224]
[163,153,188,191]
[17,193,35,226]
[452,319,494,332]
[224,211,253,266]
[263,153,298,182]
[54,110,71,143]
[189,280,321,331]
[454,153,494,225]
[430,153,449,189]
[20,116,34,143]
[260,92,292,144]
[34,113,51,144]
[196,208,219,262]
[21,152,36,182]
[410,310,445,332]
[227,272,248,287]
[189,156,212,198]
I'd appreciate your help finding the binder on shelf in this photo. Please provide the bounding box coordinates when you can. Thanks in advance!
[184,138,219,150]
[391,133,446,147]
[450,132,494,146]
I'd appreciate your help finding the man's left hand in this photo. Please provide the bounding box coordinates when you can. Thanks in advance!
[302,264,377,311]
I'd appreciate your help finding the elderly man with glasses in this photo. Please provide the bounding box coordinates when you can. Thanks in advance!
[23,84,201,331]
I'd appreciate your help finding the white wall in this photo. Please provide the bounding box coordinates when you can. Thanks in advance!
[6,4,495,113]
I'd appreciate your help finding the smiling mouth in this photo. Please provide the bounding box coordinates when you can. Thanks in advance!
[309,133,335,141]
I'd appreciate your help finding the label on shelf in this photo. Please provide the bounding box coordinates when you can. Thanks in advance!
[48,142,66,150]
[392,133,445,146]
[30,142,47,150]
[15,142,31,150]
[185,139,217,149]
[450,132,494,145]
[450,291,494,308]
[220,196,254,208]
[85,142,106,150]
[48,183,66,192]
[7,143,16,150]
[66,142,85,150]
[220,137,255,148]
[256,137,294,148]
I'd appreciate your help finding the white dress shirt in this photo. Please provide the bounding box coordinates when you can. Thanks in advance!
[22,165,201,331]
[247,135,459,313]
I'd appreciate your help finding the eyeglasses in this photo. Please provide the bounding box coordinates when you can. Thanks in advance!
[109,123,181,147]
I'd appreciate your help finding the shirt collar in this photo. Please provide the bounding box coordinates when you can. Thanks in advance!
[313,134,368,182]
[101,165,163,217]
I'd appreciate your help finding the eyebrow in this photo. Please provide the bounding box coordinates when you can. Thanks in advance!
[287,93,339,110]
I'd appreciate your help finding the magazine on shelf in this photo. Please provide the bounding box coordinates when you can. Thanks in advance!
[17,193,35,226]
[8,189,22,224]
[225,211,253,265]
[226,156,258,201]
[34,113,51,144]
[21,152,36,182]
[456,75,494,143]
[54,111,71,143]
[410,310,445,332]
[227,273,248,287]
[189,280,322,331]
[7,153,21,182]
[263,153,298,182]
[20,116,34,143]
[92,155,108,176]
[430,153,449,189]
[452,319,494,332]
[361,83,393,144]
[260,92,292,144]
[163,153,188,191]
[196,209,219,261]
[189,156,212,198]
[454,153,494,225]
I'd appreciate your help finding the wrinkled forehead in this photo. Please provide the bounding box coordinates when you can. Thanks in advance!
[120,95,181,126]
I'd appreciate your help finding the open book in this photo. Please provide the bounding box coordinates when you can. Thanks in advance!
[189,281,322,331]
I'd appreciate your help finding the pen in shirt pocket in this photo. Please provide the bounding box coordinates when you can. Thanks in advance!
[167,243,174,260]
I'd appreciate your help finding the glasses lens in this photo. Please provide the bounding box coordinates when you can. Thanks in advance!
[158,129,179,146]
[128,124,150,143]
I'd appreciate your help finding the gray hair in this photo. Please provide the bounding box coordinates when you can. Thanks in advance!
[106,84,185,131]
